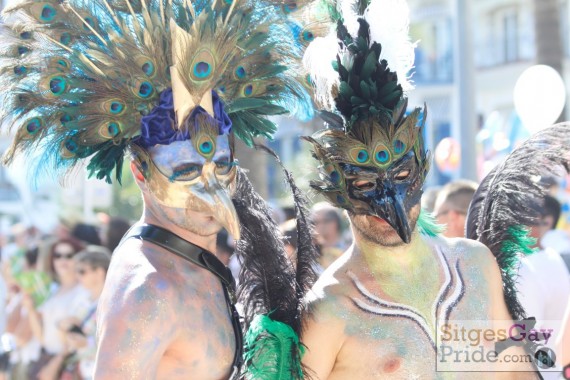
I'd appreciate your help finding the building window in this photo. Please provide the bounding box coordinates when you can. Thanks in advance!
[503,10,519,62]
[411,17,453,84]
[477,6,533,67]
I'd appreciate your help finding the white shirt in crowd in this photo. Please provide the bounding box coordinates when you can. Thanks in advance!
[517,248,570,379]
[517,248,570,332]
[39,284,90,354]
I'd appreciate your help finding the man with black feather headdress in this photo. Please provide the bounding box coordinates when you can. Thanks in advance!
[299,0,540,378]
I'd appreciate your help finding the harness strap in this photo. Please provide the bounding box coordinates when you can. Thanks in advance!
[123,224,244,374]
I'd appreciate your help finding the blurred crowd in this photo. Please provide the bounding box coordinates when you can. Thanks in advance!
[2,176,570,379]
[0,216,130,380]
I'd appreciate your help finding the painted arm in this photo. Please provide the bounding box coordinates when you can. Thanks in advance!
[21,293,43,344]
[301,298,345,379]
[93,271,176,379]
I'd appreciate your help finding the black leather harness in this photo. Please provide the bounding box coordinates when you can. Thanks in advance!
[123,224,243,377]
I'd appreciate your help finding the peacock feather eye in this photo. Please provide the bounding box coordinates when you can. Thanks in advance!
[98,121,121,139]
[109,101,125,115]
[393,139,406,155]
[283,2,298,13]
[349,147,371,164]
[373,143,392,166]
[324,162,343,186]
[306,74,313,86]
[302,30,315,43]
[60,113,72,126]
[200,141,213,154]
[17,46,29,55]
[195,134,216,159]
[190,49,215,81]
[64,138,78,153]
[330,170,341,184]
[40,4,57,22]
[60,32,72,46]
[107,122,120,137]
[243,84,254,97]
[335,194,351,207]
[49,76,67,96]
[20,31,32,39]
[357,150,368,163]
[14,66,27,75]
[137,81,153,98]
[194,62,211,79]
[26,118,42,134]
[235,66,246,79]
[376,150,390,163]
[349,148,370,164]
[142,61,155,77]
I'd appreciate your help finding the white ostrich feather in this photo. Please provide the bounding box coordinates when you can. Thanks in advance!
[303,33,340,111]
[338,0,360,36]
[365,0,416,91]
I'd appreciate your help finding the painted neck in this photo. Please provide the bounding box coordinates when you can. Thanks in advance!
[141,206,217,254]
[353,228,433,276]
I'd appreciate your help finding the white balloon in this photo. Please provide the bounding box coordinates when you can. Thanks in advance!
[513,65,566,133]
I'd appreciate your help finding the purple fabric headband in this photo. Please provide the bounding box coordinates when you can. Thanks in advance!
[134,88,232,149]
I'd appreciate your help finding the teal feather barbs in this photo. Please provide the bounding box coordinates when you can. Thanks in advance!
[243,314,305,380]
[0,0,315,184]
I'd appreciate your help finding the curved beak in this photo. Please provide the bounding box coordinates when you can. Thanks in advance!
[371,182,412,244]
[193,162,241,240]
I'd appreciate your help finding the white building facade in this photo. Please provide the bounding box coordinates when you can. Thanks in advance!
[408,0,570,185]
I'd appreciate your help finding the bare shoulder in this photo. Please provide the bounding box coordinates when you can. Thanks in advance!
[436,236,498,270]
[302,250,354,379]
[305,249,355,321]
[94,239,184,377]
[99,238,181,319]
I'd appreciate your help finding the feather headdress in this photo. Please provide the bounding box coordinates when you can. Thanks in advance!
[0,0,321,184]
[302,0,429,214]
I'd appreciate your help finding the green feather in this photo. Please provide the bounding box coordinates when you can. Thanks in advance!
[417,209,444,237]
[500,225,537,276]
[360,50,378,80]
[243,314,305,380]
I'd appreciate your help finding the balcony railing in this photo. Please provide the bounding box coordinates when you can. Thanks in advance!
[413,49,454,85]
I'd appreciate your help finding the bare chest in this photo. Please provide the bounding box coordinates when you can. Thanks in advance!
[331,258,492,379]
[159,273,237,379]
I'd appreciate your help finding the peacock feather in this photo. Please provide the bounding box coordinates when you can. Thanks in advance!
[301,0,428,212]
[0,0,318,184]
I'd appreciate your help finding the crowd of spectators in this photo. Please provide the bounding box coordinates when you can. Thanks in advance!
[3,175,570,379]
[0,216,130,380]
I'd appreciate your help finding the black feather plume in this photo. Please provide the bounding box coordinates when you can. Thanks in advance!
[232,168,298,330]
[466,123,570,320]
[254,144,319,310]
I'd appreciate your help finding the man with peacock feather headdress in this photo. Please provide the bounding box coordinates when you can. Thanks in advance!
[0,0,322,378]
[299,0,541,378]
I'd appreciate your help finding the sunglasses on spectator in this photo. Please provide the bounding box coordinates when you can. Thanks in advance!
[76,267,97,276]
[54,252,75,260]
